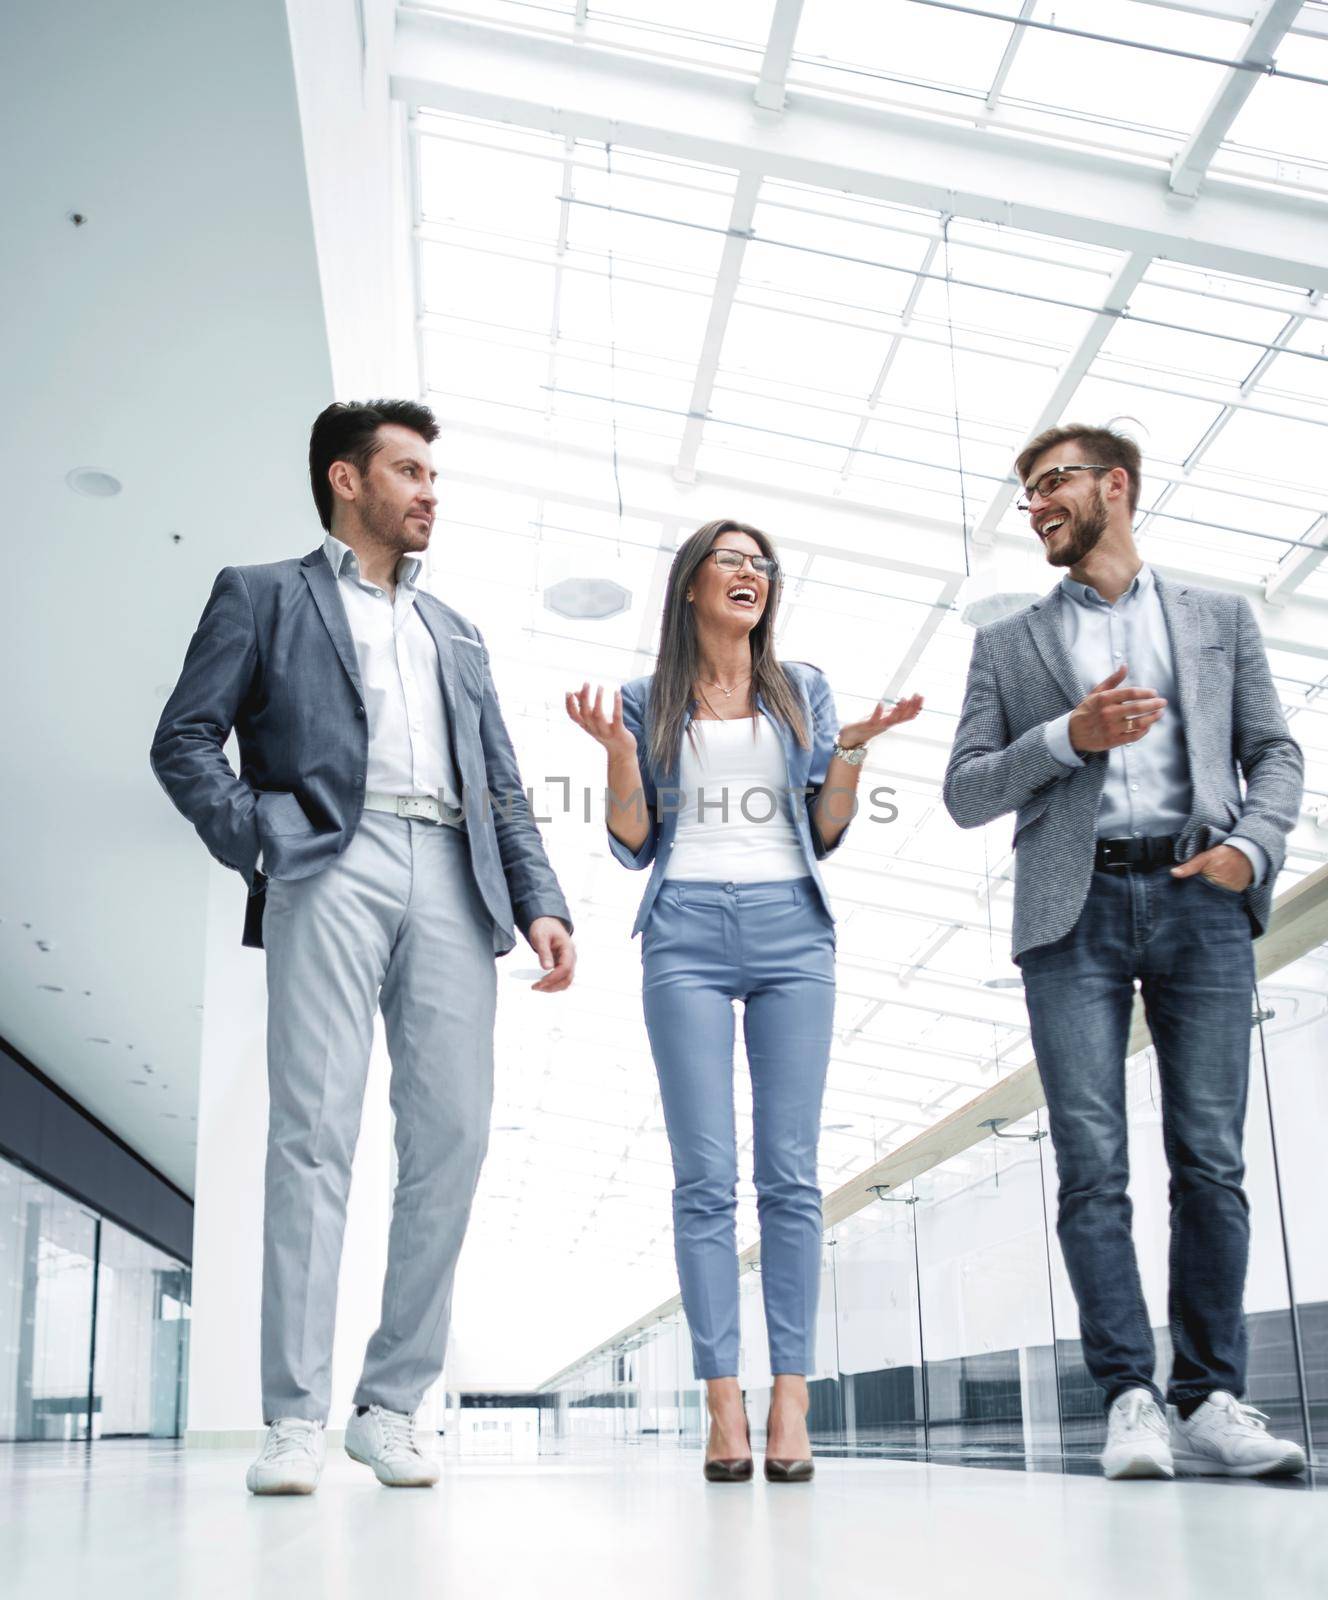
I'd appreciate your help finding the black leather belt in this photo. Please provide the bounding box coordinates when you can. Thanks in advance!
[1095,834,1180,873]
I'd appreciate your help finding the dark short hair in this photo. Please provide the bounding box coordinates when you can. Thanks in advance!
[308,400,440,531]
[1014,423,1142,515]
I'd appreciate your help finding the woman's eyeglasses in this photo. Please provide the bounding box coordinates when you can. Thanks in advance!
[708,548,779,580]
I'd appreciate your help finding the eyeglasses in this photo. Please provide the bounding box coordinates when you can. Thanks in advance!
[1016,464,1111,513]
[709,548,779,580]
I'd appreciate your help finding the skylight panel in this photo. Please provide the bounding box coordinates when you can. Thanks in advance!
[793,0,1027,104]
[997,0,1239,142]
[419,134,566,238]
[875,336,1060,431]
[718,301,890,397]
[580,0,774,74]
[565,167,734,278]
[1195,405,1328,499]
[1260,318,1328,410]
[421,241,556,335]
[1058,373,1229,465]
[555,268,714,365]
[1221,32,1328,177]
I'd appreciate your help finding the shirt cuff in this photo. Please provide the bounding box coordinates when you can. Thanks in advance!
[1224,835,1268,888]
[1043,712,1085,770]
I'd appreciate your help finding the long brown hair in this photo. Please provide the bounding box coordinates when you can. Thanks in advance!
[646,519,808,776]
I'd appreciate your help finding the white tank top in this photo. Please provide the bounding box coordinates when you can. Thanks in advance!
[663,713,807,882]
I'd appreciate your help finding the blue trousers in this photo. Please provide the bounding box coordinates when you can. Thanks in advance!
[641,878,837,1380]
[1017,866,1255,1410]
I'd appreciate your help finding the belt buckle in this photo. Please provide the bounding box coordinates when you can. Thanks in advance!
[1099,838,1132,872]
[396,795,440,824]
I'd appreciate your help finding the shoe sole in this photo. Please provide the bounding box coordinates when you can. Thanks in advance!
[1171,1447,1307,1478]
[1102,1453,1174,1481]
[345,1445,439,1487]
[246,1479,318,1495]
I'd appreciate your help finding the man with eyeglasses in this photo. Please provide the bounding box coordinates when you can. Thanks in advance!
[944,423,1305,1481]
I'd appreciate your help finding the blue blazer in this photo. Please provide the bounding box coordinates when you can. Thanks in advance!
[609,662,846,936]
[151,547,571,953]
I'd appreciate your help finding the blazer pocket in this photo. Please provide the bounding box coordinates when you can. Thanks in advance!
[1013,798,1050,843]
[255,790,314,838]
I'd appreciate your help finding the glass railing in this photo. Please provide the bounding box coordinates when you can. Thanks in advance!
[541,871,1328,1470]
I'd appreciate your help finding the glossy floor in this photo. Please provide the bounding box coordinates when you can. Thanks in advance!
[1,1436,1324,1599]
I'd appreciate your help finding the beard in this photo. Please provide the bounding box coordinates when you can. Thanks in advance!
[1044,492,1108,568]
[361,481,426,551]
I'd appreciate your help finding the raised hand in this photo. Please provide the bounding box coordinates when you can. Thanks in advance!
[837,693,924,753]
[1069,664,1166,753]
[565,683,637,757]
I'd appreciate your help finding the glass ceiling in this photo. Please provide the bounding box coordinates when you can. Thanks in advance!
[402,4,1328,1332]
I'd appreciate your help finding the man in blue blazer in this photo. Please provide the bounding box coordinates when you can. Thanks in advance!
[152,400,574,1494]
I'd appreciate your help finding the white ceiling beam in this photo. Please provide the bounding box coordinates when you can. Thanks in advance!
[391,12,1328,290]
[439,419,1328,659]
[971,252,1151,546]
[1265,513,1328,604]
[1170,0,1306,198]
[754,0,806,111]
[674,174,761,483]
[1132,0,1328,40]
[984,0,1037,111]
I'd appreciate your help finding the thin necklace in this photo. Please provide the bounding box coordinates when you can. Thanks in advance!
[701,670,751,698]
[694,685,753,723]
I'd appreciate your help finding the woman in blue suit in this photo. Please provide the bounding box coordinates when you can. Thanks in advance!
[567,519,921,1482]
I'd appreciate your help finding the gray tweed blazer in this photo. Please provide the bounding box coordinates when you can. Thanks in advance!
[943,575,1303,960]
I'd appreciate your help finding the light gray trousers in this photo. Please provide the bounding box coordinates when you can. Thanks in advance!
[260,810,497,1423]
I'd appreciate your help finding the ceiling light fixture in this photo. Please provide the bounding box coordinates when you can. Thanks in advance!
[65,467,122,498]
[543,577,631,621]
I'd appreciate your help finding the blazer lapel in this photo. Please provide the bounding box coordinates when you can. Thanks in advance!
[1155,575,1201,746]
[1025,589,1083,710]
[301,549,363,699]
[416,603,464,740]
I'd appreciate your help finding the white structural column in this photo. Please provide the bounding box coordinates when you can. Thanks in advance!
[1170,0,1305,197]
[390,13,1328,291]
[754,0,806,111]
[1266,513,1328,604]
[675,176,761,483]
[971,251,1151,546]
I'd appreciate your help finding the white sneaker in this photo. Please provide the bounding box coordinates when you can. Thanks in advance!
[1171,1391,1307,1478]
[245,1418,325,1495]
[1101,1388,1174,1480]
[345,1404,440,1487]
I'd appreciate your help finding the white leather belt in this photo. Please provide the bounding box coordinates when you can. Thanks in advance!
[363,791,465,830]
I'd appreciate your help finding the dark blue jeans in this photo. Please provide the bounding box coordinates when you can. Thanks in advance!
[1017,866,1255,1411]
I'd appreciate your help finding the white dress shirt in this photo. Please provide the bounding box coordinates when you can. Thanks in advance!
[324,533,463,811]
[664,714,808,882]
[1043,563,1265,883]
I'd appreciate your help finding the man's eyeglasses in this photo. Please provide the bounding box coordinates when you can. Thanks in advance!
[709,548,779,580]
[1016,464,1111,513]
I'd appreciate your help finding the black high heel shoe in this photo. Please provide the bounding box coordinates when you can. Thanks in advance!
[764,1410,814,1482]
[704,1414,753,1483]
